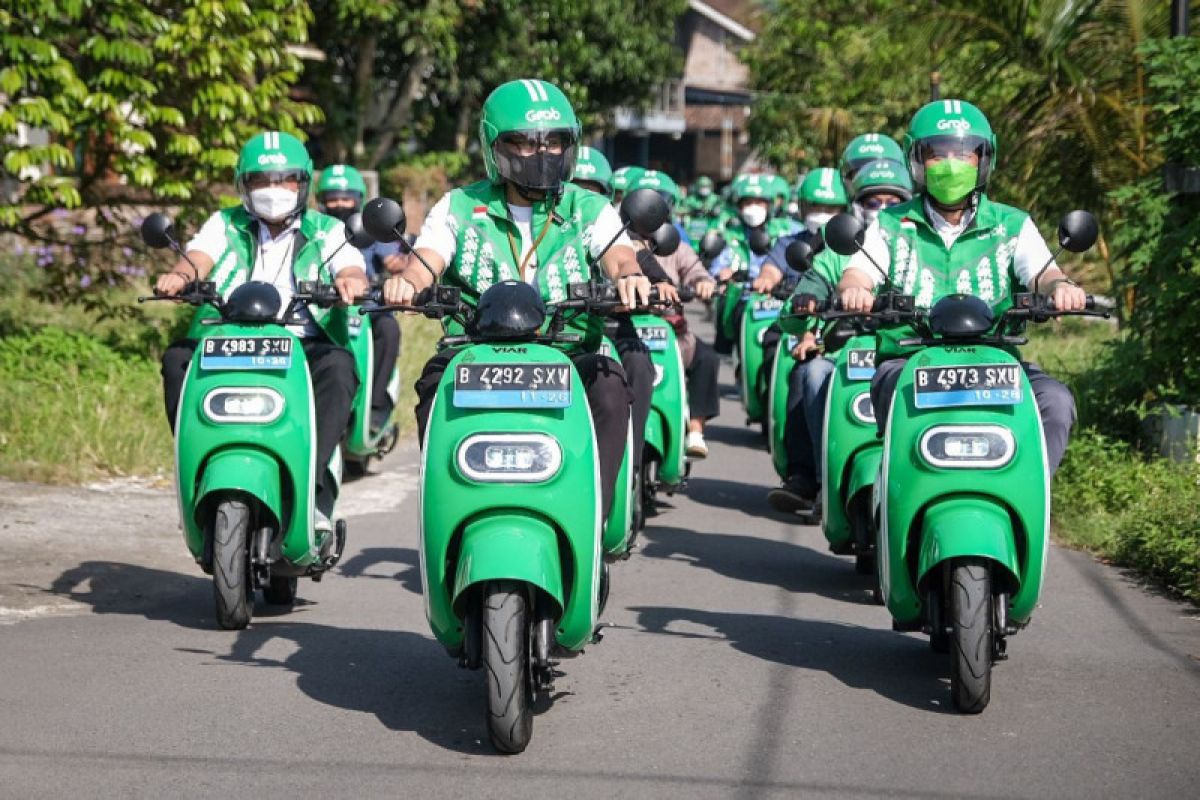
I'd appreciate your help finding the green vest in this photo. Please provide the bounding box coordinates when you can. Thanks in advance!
[440,180,613,350]
[187,206,351,345]
[871,194,1032,360]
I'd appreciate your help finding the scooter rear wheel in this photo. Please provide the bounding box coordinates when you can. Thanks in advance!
[482,581,533,754]
[213,499,253,630]
[949,558,993,713]
[263,575,297,606]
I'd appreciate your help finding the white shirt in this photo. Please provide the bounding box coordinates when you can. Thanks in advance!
[846,199,1055,289]
[188,211,364,337]
[415,192,632,284]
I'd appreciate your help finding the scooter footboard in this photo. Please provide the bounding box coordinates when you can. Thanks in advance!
[916,499,1021,592]
[450,514,597,650]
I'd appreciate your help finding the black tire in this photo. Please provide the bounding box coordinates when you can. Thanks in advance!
[212,499,253,630]
[263,575,297,606]
[482,581,533,754]
[949,558,993,713]
[343,456,368,480]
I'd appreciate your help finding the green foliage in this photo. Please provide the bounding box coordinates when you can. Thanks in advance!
[0,0,322,303]
[1053,431,1200,604]
[744,0,928,169]
[305,0,686,170]
[1106,37,1200,414]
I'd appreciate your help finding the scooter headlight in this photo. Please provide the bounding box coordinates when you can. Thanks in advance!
[203,388,284,424]
[919,425,1015,469]
[850,392,875,425]
[457,434,563,483]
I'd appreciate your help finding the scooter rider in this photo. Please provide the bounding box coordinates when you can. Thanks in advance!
[570,150,657,479]
[156,131,369,531]
[316,164,402,432]
[627,169,721,458]
[840,132,906,185]
[383,79,653,520]
[768,161,911,513]
[836,100,1086,474]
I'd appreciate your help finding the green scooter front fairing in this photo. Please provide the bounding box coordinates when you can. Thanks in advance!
[631,312,689,513]
[171,284,346,630]
[821,334,882,569]
[341,307,401,473]
[766,333,797,479]
[735,291,784,425]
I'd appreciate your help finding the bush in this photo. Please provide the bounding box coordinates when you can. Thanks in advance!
[1053,431,1200,604]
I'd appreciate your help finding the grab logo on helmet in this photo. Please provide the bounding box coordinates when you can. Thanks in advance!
[525,108,562,123]
[937,118,972,132]
[257,152,288,166]
[861,143,885,154]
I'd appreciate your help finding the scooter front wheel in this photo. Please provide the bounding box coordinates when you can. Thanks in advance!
[212,499,253,630]
[263,575,297,606]
[949,558,993,713]
[482,581,533,754]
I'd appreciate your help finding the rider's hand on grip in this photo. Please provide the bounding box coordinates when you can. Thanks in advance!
[1051,282,1088,313]
[839,286,875,314]
[383,274,418,306]
[617,273,652,308]
[791,292,820,315]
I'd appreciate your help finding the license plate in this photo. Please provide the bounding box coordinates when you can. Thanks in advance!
[914,364,1022,408]
[200,337,293,370]
[846,349,876,380]
[751,298,783,321]
[636,326,669,351]
[453,363,573,409]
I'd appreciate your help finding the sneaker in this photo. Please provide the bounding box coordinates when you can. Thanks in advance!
[685,431,709,459]
[767,478,817,514]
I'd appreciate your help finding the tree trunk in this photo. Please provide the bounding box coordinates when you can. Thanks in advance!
[367,48,432,170]
[352,31,378,161]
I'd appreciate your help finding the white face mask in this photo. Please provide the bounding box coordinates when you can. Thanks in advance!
[786,201,800,218]
[860,207,881,226]
[740,205,768,229]
[804,211,835,235]
[249,187,299,222]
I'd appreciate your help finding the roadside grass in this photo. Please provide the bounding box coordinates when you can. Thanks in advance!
[0,251,443,482]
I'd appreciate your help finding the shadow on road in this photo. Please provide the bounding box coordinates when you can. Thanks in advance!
[701,420,766,451]
[212,620,497,755]
[43,561,214,629]
[640,525,877,606]
[336,547,423,595]
[683,475,795,524]
[632,605,952,714]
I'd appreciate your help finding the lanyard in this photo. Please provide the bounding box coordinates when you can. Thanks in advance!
[506,212,555,276]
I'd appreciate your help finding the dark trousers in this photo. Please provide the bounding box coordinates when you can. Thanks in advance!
[414,349,632,521]
[370,313,401,417]
[782,356,836,495]
[161,337,358,513]
[870,358,1076,475]
[611,315,655,472]
[687,339,721,420]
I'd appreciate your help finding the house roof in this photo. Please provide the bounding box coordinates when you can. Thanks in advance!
[689,0,757,41]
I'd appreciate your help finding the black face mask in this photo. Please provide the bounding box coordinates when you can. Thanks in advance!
[495,144,577,198]
[323,206,357,222]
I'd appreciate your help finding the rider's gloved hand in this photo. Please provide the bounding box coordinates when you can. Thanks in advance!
[791,292,820,314]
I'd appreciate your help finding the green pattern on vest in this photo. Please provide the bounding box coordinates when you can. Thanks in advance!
[186,206,351,345]
[441,181,614,351]
[720,218,792,274]
[872,194,1031,360]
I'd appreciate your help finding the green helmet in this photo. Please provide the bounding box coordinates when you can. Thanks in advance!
[798,167,849,207]
[767,174,791,203]
[693,175,715,198]
[479,79,582,195]
[631,169,680,209]
[903,99,997,202]
[840,133,905,181]
[731,173,772,204]
[851,158,913,201]
[316,164,367,209]
[571,146,614,195]
[234,131,313,222]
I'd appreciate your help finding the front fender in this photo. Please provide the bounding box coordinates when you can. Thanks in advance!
[452,514,565,617]
[917,499,1020,589]
[846,446,882,506]
[195,448,283,534]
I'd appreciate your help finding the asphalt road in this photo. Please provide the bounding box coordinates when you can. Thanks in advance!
[1,314,1198,798]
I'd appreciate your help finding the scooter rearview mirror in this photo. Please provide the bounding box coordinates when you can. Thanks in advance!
[620,189,671,238]
[141,213,177,250]
[1058,210,1098,253]
[823,213,864,257]
[362,197,406,244]
[344,212,376,249]
[784,239,814,272]
[649,222,680,257]
[748,227,772,256]
[699,231,726,260]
